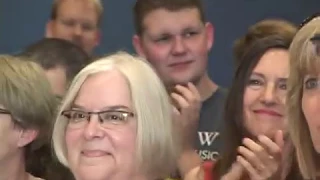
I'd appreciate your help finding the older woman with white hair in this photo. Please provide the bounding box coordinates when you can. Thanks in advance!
[52,51,180,180]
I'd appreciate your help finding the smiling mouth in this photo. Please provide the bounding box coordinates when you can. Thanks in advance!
[168,61,193,71]
[253,110,282,117]
[169,61,193,67]
[81,150,110,157]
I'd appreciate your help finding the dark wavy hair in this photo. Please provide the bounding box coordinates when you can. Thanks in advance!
[215,35,296,179]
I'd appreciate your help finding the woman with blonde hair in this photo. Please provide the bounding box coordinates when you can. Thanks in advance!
[287,13,320,179]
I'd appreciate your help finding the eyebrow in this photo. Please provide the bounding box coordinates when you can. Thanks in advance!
[250,72,265,78]
[147,25,202,37]
[71,104,131,111]
[251,72,288,81]
[303,75,319,81]
[182,26,202,32]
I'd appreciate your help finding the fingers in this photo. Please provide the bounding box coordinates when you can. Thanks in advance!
[238,137,281,179]
[170,82,201,151]
[238,141,266,172]
[172,105,180,115]
[187,82,201,101]
[171,92,189,113]
[236,155,263,179]
[274,130,284,150]
[172,83,201,111]
[221,161,244,180]
[170,83,201,119]
[257,134,283,176]
[257,134,282,161]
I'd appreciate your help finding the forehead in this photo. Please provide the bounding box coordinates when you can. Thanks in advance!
[74,70,132,109]
[143,8,203,35]
[300,55,320,76]
[56,0,98,20]
[253,49,289,76]
[295,32,320,76]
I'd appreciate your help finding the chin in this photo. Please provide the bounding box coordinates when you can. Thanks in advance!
[74,171,111,180]
[313,144,320,154]
[72,164,115,180]
[172,76,200,86]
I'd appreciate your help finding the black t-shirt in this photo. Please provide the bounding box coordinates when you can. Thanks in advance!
[196,87,228,161]
[168,87,228,180]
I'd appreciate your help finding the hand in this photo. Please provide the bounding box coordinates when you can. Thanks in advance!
[171,82,201,150]
[170,82,202,178]
[237,130,284,180]
[221,162,244,180]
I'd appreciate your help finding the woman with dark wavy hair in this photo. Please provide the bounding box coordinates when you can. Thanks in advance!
[211,19,299,180]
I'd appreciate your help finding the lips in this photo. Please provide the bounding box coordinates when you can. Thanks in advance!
[253,109,282,117]
[81,150,110,157]
[168,61,193,67]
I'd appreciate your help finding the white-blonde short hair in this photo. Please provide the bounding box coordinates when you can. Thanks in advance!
[52,51,179,178]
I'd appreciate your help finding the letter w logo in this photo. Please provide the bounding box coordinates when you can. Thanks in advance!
[198,132,219,146]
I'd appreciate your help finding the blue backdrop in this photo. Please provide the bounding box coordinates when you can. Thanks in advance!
[0,0,318,87]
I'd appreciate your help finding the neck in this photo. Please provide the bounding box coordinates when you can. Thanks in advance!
[131,176,149,180]
[0,150,29,180]
[194,73,218,101]
[125,170,153,180]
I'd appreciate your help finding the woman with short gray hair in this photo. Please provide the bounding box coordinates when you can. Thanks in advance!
[52,51,180,180]
[0,55,56,180]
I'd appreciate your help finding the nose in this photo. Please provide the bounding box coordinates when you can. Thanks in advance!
[73,24,83,36]
[83,114,104,140]
[171,36,187,55]
[260,83,277,106]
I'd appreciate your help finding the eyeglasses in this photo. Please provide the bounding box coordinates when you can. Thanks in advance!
[61,109,134,129]
[55,95,63,101]
[0,108,10,115]
[299,13,320,28]
[57,18,97,32]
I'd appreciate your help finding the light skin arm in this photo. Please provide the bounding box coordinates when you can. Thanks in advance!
[171,82,203,180]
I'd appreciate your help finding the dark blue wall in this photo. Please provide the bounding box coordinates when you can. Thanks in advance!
[0,0,318,87]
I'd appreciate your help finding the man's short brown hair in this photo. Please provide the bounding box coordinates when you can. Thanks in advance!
[133,0,206,35]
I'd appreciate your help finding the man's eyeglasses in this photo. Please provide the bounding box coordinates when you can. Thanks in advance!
[61,109,134,129]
